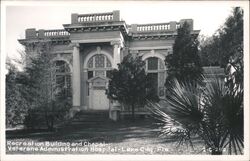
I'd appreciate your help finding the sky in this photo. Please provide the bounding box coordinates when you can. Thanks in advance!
[3,1,248,60]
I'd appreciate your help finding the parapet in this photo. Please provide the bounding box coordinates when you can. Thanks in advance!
[130,19,193,34]
[24,28,70,39]
[71,10,120,24]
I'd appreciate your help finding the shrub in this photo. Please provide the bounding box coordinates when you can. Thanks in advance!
[147,77,243,155]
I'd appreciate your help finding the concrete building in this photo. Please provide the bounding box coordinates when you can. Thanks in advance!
[18,10,200,120]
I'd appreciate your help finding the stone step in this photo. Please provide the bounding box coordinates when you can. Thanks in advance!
[58,111,111,128]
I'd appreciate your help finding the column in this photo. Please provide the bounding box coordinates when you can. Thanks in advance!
[72,43,81,109]
[82,69,88,109]
[110,41,123,121]
[111,41,121,69]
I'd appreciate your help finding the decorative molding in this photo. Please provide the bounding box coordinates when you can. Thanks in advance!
[65,24,128,35]
[141,51,166,62]
[52,57,73,72]
[129,50,139,54]
[110,40,122,46]
[131,33,177,41]
[51,50,73,54]
[70,43,80,48]
[129,46,172,51]
[96,46,101,54]
[83,49,113,68]
[71,38,121,44]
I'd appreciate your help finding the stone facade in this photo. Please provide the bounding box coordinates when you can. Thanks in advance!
[18,10,200,120]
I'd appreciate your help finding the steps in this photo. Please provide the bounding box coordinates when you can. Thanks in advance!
[59,110,112,129]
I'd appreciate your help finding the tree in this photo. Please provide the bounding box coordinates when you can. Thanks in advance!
[166,21,203,86]
[199,7,243,91]
[222,7,243,92]
[199,35,221,66]
[148,77,243,155]
[107,54,159,119]
[149,7,244,155]
[22,42,71,130]
[5,58,29,128]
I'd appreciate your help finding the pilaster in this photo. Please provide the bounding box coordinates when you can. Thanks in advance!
[72,43,81,109]
[111,40,123,69]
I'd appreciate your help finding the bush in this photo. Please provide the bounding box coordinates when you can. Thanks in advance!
[148,77,243,155]
[23,109,46,130]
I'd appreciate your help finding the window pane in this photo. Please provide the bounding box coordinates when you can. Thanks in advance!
[106,58,112,67]
[55,61,65,72]
[95,70,105,77]
[147,57,158,70]
[65,75,72,97]
[95,54,105,68]
[88,71,93,79]
[56,75,65,87]
[66,75,71,88]
[55,61,70,73]
[88,57,93,68]
[54,60,71,98]
[55,75,65,97]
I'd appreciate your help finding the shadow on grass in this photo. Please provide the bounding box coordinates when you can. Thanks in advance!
[6,117,164,144]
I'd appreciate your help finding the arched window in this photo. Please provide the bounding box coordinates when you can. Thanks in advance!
[87,54,112,79]
[145,57,166,97]
[54,60,71,98]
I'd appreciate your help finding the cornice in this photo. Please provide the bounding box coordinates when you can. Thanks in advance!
[63,22,129,40]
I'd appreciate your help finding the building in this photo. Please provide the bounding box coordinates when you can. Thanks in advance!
[18,10,200,120]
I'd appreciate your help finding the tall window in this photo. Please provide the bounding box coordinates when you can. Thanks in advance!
[87,54,112,79]
[54,60,71,98]
[146,57,165,97]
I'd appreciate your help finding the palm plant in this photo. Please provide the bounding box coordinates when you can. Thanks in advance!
[147,77,243,155]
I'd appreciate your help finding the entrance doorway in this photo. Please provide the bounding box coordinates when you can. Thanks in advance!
[87,76,110,110]
[92,87,109,110]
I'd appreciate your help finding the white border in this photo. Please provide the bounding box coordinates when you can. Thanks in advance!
[1,1,249,161]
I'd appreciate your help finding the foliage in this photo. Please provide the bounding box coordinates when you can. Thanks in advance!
[224,43,243,93]
[5,58,29,128]
[220,7,243,67]
[107,54,159,119]
[199,7,243,69]
[150,7,244,155]
[165,21,203,85]
[23,42,72,130]
[199,36,221,66]
[147,77,243,155]
[7,42,72,130]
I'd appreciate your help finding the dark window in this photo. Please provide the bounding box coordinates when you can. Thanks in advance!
[55,61,70,73]
[54,61,71,99]
[95,54,105,68]
[147,73,158,93]
[88,71,93,79]
[65,75,72,96]
[106,70,112,79]
[147,57,158,70]
[56,75,65,87]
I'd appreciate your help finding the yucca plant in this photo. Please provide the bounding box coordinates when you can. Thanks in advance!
[147,77,243,155]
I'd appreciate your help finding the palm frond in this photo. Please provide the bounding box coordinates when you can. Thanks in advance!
[147,76,243,155]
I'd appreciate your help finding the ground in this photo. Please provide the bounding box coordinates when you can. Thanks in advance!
[6,118,206,155]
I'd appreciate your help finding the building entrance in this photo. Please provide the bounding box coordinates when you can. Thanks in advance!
[92,87,109,110]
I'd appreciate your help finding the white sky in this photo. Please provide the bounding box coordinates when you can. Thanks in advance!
[3,1,248,60]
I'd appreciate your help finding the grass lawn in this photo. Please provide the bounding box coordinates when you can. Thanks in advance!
[6,118,206,155]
